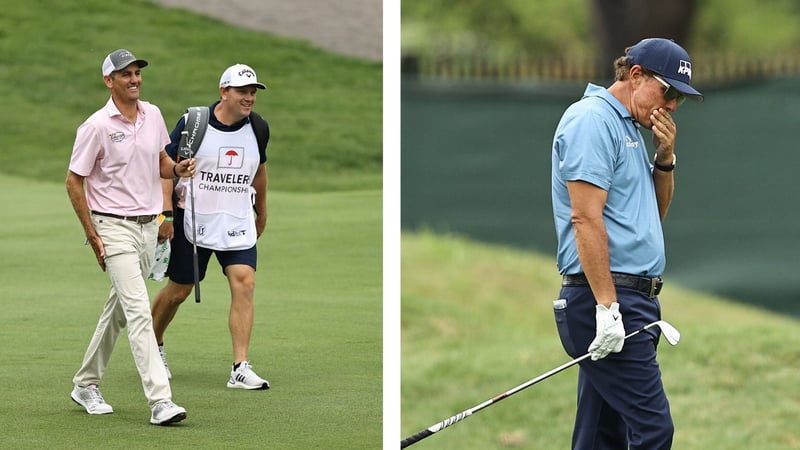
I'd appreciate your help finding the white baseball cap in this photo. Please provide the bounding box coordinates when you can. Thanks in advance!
[102,49,148,76]
[219,64,267,90]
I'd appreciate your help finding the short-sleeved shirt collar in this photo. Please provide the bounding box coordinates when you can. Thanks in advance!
[582,83,638,128]
[103,97,146,121]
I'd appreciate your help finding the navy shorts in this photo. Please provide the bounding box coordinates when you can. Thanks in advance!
[166,208,257,284]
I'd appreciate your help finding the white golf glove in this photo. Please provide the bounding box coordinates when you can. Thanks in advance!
[588,302,625,361]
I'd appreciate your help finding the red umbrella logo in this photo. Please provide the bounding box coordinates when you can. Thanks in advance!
[225,149,239,165]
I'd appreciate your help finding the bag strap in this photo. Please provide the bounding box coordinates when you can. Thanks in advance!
[178,106,210,160]
[177,107,267,159]
[249,110,270,154]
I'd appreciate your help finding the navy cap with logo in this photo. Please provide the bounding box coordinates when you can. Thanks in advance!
[627,38,703,101]
[102,49,148,76]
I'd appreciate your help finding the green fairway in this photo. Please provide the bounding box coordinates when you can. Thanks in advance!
[401,231,800,449]
[0,0,383,445]
[0,174,381,448]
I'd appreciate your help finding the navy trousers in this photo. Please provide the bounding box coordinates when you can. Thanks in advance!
[554,286,674,450]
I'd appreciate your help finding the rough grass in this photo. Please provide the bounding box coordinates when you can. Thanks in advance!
[401,231,800,449]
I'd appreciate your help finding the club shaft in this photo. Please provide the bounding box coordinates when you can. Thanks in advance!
[400,323,657,448]
[192,246,200,303]
[188,153,201,303]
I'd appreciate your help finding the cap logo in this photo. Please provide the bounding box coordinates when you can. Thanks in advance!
[238,69,255,78]
[678,60,692,79]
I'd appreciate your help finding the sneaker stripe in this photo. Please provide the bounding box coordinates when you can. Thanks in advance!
[227,362,270,389]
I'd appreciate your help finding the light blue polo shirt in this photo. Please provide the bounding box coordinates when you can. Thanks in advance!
[551,83,665,277]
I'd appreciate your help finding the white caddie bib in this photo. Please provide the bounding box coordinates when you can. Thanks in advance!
[179,122,260,251]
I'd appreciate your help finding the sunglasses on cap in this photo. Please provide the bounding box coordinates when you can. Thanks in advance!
[652,74,686,106]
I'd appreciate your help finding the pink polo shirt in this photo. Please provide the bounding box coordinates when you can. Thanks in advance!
[69,97,171,215]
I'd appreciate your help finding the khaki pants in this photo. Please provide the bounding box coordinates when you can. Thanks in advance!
[73,215,171,407]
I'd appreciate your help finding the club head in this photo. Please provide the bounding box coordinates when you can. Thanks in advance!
[654,320,681,345]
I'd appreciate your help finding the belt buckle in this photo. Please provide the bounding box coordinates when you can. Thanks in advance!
[648,277,664,298]
[135,215,152,224]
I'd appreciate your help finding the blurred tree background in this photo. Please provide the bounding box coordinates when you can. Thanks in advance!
[401,0,800,82]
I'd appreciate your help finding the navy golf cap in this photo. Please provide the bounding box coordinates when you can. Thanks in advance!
[627,38,703,101]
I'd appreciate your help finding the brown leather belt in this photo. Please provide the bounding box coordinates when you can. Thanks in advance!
[91,211,157,224]
[562,272,663,298]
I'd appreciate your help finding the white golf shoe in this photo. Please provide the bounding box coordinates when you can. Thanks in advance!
[227,361,270,390]
[150,400,187,425]
[71,384,114,415]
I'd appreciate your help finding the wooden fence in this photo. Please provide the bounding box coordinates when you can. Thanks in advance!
[402,51,800,85]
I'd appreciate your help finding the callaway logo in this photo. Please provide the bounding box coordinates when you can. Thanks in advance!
[238,69,255,78]
[109,132,125,142]
[678,60,692,79]
[612,314,620,321]
[625,136,639,148]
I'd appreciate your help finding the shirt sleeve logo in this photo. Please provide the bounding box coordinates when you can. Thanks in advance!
[218,147,244,169]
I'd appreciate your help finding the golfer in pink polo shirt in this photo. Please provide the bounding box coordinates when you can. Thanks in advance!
[65,48,194,426]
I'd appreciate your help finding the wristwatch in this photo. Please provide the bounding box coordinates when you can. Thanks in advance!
[654,154,676,172]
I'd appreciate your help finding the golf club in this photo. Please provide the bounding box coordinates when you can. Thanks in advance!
[180,129,201,303]
[400,320,681,449]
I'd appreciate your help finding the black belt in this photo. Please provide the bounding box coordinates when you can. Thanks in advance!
[562,273,663,298]
[91,211,157,224]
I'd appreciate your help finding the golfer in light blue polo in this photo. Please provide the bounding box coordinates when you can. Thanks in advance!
[550,38,703,449]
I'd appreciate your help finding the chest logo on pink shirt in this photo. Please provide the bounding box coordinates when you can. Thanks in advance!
[218,147,244,169]
[109,132,126,143]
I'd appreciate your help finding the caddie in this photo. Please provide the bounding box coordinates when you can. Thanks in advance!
[152,64,271,390]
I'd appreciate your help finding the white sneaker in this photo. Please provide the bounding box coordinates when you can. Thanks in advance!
[227,361,270,390]
[159,345,172,380]
[150,400,187,425]
[71,384,114,415]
